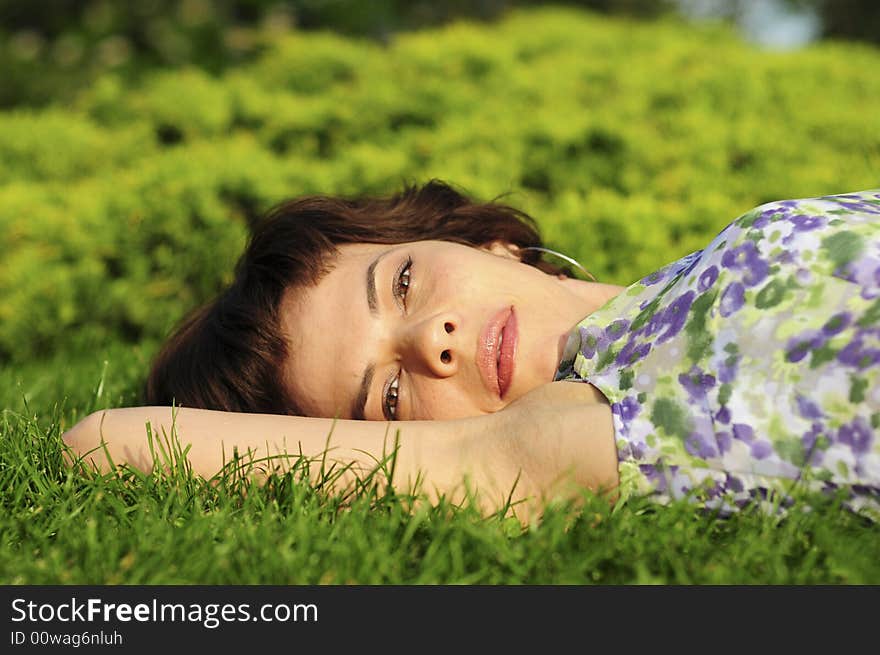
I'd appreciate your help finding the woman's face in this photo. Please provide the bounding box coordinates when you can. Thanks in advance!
[280,240,619,421]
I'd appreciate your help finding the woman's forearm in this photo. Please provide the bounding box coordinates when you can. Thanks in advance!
[62,382,618,517]
[63,407,487,496]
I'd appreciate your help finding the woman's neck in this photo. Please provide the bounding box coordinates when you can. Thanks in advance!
[559,278,626,315]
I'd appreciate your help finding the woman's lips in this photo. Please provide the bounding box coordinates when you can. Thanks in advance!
[497,308,517,398]
[478,306,517,399]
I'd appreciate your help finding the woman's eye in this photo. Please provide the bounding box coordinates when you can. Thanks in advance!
[383,374,400,420]
[394,257,413,308]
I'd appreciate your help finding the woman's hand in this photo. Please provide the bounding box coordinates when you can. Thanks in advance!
[493,381,619,508]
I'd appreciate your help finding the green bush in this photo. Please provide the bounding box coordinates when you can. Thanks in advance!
[1,6,879,364]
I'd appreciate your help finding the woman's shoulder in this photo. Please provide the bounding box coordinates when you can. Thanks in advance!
[555,189,880,385]
[713,189,880,290]
[641,189,880,293]
[734,189,880,230]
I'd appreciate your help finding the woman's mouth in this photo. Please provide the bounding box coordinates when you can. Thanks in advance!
[478,306,518,399]
[497,308,517,398]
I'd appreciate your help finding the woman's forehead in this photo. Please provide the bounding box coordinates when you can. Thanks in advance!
[277,244,385,417]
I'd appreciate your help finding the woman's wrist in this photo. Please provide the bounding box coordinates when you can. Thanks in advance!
[494,382,620,505]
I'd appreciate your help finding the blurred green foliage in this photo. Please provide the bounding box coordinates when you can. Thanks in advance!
[1,0,675,109]
[0,0,285,108]
[3,1,880,109]
[0,6,878,365]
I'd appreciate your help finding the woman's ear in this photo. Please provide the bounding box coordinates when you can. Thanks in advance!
[481,240,521,260]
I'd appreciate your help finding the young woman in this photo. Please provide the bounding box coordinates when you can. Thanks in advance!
[63,181,880,521]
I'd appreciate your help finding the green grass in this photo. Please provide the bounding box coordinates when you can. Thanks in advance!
[1,354,878,585]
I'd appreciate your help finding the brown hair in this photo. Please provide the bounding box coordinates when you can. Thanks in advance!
[143,179,568,415]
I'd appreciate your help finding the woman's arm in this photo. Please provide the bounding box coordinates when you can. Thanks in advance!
[62,381,618,519]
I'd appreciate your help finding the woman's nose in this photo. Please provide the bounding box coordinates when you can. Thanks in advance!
[400,314,459,377]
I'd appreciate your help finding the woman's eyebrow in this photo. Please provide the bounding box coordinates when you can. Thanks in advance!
[351,363,374,421]
[355,249,390,420]
[366,252,382,315]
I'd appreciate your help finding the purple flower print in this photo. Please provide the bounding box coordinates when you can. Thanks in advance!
[604,319,631,343]
[764,206,789,218]
[703,481,724,500]
[843,257,880,297]
[860,347,880,369]
[822,312,852,337]
[836,340,861,367]
[683,417,718,459]
[789,214,827,232]
[721,241,769,287]
[732,423,755,443]
[740,250,770,286]
[837,337,880,370]
[618,438,645,460]
[750,441,773,459]
[639,465,674,493]
[725,473,744,493]
[578,325,609,359]
[773,251,795,266]
[838,417,873,455]
[698,265,719,292]
[685,432,718,459]
[785,329,826,363]
[802,423,825,465]
[657,290,695,343]
[796,394,825,420]
[642,310,667,338]
[719,282,745,317]
[640,270,665,286]
[715,406,731,424]
[716,431,732,455]
[612,396,641,422]
[752,211,775,229]
[837,200,880,215]
[721,242,751,269]
[678,365,716,401]
[718,355,740,383]
[616,338,652,366]
[678,251,703,278]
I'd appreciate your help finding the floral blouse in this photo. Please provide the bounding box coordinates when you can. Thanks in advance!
[555,191,880,519]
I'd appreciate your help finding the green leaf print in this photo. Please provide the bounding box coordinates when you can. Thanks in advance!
[736,209,761,228]
[850,376,868,403]
[856,298,880,328]
[630,278,681,332]
[810,343,836,369]
[685,290,718,362]
[755,278,787,309]
[650,397,691,439]
[822,231,864,270]
[718,382,732,406]
[594,345,618,373]
[774,437,806,468]
[630,296,662,333]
